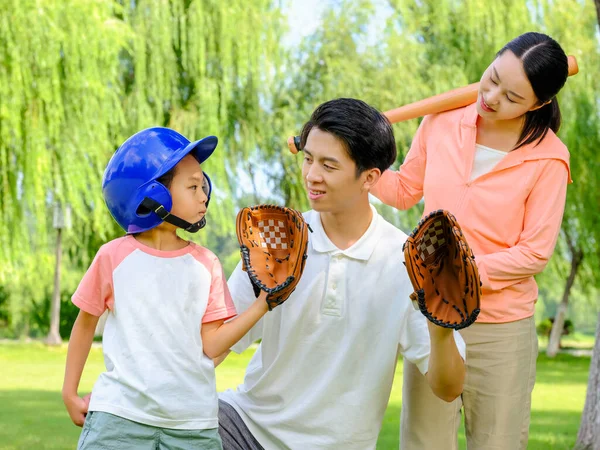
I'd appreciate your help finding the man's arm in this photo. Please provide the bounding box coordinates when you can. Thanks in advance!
[425,322,465,402]
[62,310,100,426]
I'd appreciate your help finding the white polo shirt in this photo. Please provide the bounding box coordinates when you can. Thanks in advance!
[219,206,466,450]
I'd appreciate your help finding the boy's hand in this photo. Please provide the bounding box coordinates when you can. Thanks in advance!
[63,393,91,427]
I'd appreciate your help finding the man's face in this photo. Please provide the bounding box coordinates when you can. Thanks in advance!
[301,127,370,214]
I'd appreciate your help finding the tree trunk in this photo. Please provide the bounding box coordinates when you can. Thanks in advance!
[574,310,600,450]
[547,247,583,357]
[573,9,599,448]
[45,228,63,345]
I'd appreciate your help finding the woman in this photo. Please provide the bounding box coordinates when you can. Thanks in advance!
[371,32,571,450]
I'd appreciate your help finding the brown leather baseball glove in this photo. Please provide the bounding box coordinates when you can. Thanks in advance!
[403,209,481,330]
[236,205,310,310]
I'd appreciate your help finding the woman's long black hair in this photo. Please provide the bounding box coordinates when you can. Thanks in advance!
[498,32,569,149]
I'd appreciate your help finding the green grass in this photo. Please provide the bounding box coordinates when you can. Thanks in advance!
[538,332,597,351]
[0,340,591,449]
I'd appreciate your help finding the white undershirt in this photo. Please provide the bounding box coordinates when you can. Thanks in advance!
[470,143,507,181]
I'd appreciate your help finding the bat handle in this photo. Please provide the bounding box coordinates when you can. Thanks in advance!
[287,136,301,154]
[287,55,579,154]
[567,55,578,76]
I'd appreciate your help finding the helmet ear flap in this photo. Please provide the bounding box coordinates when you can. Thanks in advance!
[134,181,173,221]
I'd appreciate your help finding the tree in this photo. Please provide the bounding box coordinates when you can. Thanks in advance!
[264,0,431,227]
[0,0,128,261]
[45,203,71,345]
[546,229,584,357]
[0,0,287,335]
[381,0,599,355]
[575,310,600,450]
[0,0,130,334]
[574,3,600,446]
[546,21,600,355]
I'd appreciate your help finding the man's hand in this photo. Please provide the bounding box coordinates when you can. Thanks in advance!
[425,321,465,402]
[427,321,455,340]
[63,392,91,427]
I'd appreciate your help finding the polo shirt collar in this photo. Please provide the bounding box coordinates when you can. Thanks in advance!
[309,204,381,261]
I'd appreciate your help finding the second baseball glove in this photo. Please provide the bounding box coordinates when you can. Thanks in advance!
[403,209,481,330]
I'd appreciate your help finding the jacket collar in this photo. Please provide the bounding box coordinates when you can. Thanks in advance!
[461,103,572,183]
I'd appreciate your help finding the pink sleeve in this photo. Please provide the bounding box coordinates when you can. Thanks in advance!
[477,160,569,291]
[202,258,237,323]
[370,116,429,210]
[72,247,114,316]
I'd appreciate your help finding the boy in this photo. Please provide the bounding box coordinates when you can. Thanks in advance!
[63,127,276,449]
[216,99,467,449]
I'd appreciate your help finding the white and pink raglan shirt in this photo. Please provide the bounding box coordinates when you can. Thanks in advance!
[72,235,236,430]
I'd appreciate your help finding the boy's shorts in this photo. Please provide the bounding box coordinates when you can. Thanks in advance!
[77,411,223,449]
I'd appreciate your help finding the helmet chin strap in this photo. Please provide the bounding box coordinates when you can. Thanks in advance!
[140,198,206,233]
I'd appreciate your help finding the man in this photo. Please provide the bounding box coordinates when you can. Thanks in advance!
[217,98,466,450]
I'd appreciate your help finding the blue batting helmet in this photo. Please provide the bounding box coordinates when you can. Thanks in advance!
[102,127,217,234]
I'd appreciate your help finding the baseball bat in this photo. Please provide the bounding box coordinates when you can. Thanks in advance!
[288,55,578,154]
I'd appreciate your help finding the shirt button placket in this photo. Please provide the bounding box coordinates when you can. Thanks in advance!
[323,253,344,315]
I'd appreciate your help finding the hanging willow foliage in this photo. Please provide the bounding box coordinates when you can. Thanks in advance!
[385,0,600,277]
[118,0,285,244]
[0,0,128,267]
[0,0,285,259]
[0,0,287,327]
[279,0,599,274]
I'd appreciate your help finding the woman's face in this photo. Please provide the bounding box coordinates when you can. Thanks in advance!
[477,50,542,121]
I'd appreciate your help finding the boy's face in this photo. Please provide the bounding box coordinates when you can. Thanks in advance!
[301,127,376,214]
[167,154,209,227]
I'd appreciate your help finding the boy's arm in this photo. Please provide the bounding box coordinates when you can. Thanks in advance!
[425,322,465,402]
[213,350,231,367]
[62,310,100,426]
[201,291,269,359]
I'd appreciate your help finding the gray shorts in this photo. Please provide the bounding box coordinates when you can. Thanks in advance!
[218,400,264,450]
[77,411,223,449]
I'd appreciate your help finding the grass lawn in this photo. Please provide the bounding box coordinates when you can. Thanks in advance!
[0,338,591,450]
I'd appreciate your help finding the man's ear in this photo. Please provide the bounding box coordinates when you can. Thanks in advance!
[363,168,381,191]
[529,99,552,112]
